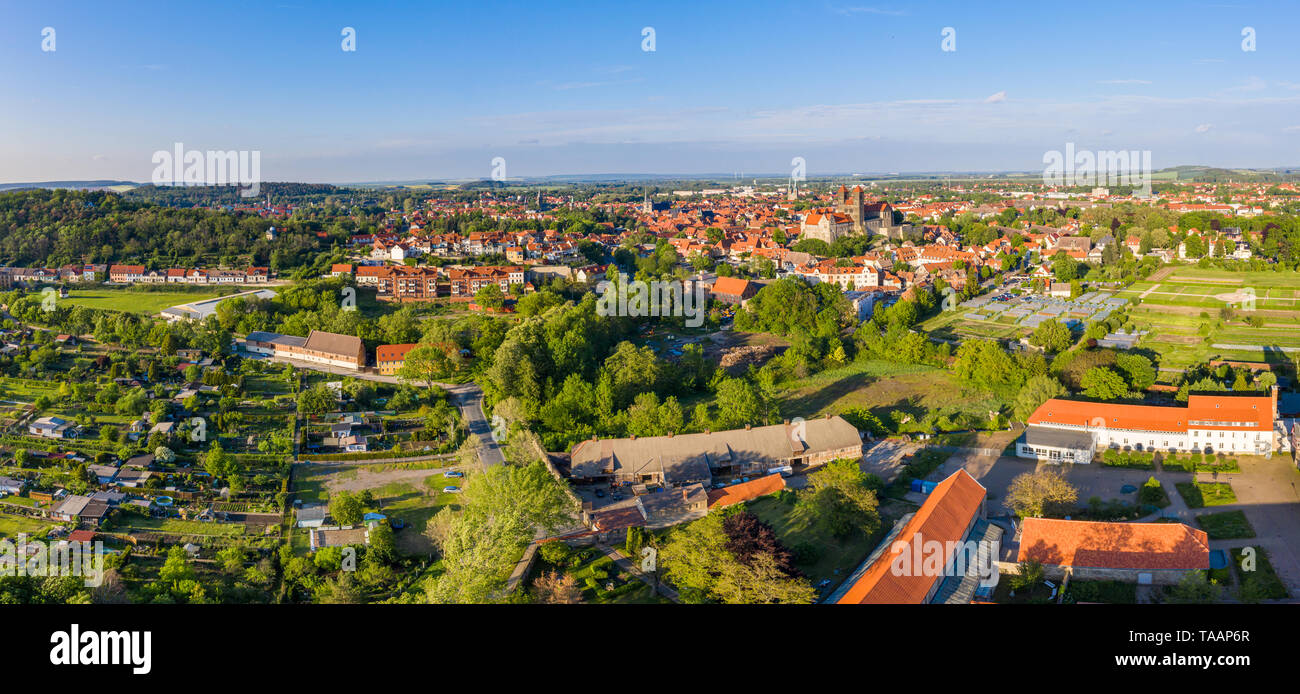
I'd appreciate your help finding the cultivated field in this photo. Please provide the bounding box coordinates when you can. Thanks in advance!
[1118,268,1300,369]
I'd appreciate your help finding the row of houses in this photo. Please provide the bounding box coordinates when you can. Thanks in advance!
[107,265,271,285]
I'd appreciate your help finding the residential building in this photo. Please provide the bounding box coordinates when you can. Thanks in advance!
[29,416,76,439]
[375,343,419,375]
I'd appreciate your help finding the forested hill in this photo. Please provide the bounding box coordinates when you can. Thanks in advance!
[124,182,352,207]
[0,188,346,271]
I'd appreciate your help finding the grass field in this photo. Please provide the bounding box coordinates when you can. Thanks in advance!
[776,359,1008,429]
[0,513,54,539]
[60,288,227,314]
[747,494,893,592]
[1195,510,1255,539]
[1231,546,1289,599]
[1176,482,1238,508]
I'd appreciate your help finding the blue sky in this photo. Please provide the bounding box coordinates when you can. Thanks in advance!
[2,0,1299,182]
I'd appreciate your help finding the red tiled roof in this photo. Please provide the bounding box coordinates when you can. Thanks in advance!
[375,343,419,362]
[710,276,753,297]
[836,469,986,604]
[1028,394,1273,433]
[706,474,785,509]
[1018,518,1209,570]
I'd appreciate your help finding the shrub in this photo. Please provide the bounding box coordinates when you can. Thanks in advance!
[1138,476,1169,508]
[539,541,571,565]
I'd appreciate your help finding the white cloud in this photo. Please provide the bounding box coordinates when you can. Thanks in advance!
[984,91,1007,104]
[1097,79,1152,85]
[1195,123,1213,133]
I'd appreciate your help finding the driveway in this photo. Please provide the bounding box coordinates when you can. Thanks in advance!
[860,439,920,483]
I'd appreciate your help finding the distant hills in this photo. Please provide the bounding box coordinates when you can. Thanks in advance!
[4,166,1299,192]
[0,180,138,192]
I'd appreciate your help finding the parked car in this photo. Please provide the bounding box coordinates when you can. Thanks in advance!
[442,486,462,493]
[444,470,464,478]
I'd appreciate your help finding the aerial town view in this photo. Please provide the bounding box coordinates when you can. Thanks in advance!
[0,0,1294,679]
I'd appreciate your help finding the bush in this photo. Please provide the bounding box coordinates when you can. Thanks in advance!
[1138,476,1169,508]
[538,541,571,565]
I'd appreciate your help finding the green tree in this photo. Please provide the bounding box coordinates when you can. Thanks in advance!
[1013,374,1067,422]
[1029,319,1073,353]
[1005,469,1078,518]
[329,490,364,526]
[797,459,881,538]
[1080,366,1129,400]
[474,283,506,309]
